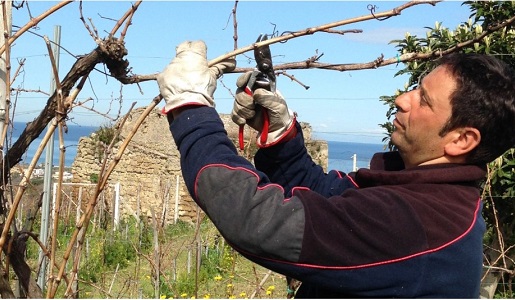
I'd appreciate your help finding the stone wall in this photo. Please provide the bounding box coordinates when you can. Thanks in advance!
[71,107,328,224]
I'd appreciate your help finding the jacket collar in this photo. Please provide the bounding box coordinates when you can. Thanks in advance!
[355,151,487,187]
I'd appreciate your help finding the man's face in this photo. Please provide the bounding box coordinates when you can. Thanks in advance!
[391,65,457,168]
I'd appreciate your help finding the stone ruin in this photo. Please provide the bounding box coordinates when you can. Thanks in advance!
[71,107,328,225]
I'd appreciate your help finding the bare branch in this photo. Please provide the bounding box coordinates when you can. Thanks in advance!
[321,28,363,35]
[10,58,26,87]
[79,1,100,42]
[0,1,73,56]
[208,0,441,66]
[11,87,49,96]
[232,0,239,50]
[113,0,142,42]
[276,71,310,90]
[112,1,442,85]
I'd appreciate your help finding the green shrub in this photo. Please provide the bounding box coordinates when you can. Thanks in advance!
[163,220,194,238]
[80,236,104,283]
[104,233,134,268]
[174,273,196,296]
[89,173,99,183]
[94,123,120,145]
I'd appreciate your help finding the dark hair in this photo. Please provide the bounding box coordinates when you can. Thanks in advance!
[437,53,515,165]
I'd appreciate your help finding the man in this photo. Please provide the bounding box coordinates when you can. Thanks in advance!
[157,40,515,297]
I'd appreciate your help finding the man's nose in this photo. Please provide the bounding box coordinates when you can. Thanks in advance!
[394,91,412,112]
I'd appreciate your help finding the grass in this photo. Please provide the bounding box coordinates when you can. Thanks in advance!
[26,216,288,299]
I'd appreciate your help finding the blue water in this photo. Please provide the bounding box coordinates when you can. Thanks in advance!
[327,141,386,173]
[10,122,98,167]
[9,122,387,170]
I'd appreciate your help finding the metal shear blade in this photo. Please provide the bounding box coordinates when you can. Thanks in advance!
[239,34,277,150]
[254,34,276,92]
[245,34,276,94]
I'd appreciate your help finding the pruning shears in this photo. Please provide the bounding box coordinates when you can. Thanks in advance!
[238,34,277,150]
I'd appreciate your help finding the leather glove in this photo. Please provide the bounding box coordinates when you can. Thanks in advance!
[232,72,296,148]
[157,40,235,114]
[232,72,258,125]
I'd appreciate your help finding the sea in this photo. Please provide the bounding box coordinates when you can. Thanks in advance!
[10,122,98,167]
[327,140,386,173]
[10,122,387,171]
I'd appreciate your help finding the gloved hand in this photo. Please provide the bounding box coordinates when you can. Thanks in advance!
[157,40,235,114]
[232,72,297,148]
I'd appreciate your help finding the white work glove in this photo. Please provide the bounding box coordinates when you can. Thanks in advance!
[157,40,235,114]
[232,72,296,148]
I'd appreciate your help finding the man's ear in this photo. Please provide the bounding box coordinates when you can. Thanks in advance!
[444,127,481,157]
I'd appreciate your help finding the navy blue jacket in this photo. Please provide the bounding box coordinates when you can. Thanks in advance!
[168,106,486,298]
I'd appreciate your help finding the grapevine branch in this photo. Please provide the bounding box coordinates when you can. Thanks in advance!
[107,0,447,152]
[0,1,73,56]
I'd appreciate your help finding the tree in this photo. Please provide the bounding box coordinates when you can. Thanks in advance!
[380,1,515,297]
[0,0,514,298]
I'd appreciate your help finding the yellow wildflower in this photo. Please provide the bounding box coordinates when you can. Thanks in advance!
[214,275,222,281]
[266,285,275,296]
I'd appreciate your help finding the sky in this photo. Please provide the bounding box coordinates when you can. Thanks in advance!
[10,1,472,144]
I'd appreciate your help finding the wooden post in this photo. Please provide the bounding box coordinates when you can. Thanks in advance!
[161,180,169,228]
[113,182,120,229]
[150,207,160,297]
[187,250,191,274]
[174,175,180,224]
[136,185,141,223]
[72,187,82,298]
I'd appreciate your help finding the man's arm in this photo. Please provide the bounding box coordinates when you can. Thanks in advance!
[254,121,359,198]
[231,73,358,197]
[169,106,305,262]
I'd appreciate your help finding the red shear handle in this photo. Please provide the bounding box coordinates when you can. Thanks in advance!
[244,86,253,96]
[238,87,254,150]
[239,87,271,149]
[239,125,245,150]
[260,108,269,145]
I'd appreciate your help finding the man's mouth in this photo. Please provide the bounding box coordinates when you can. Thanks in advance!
[393,118,404,130]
